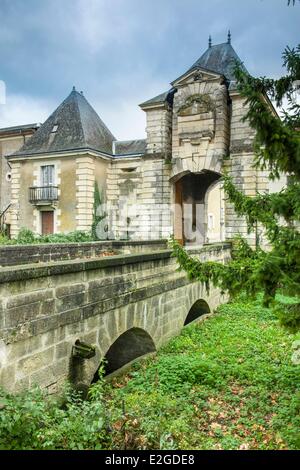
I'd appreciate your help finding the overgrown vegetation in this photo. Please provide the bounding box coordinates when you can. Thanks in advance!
[172,44,300,331]
[0,228,94,245]
[1,297,299,450]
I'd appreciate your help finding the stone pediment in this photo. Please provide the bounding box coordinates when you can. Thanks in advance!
[171,67,223,88]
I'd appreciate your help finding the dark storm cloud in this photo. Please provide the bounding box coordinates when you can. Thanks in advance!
[0,0,299,138]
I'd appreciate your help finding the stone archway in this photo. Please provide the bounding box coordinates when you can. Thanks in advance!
[184,299,211,326]
[94,327,156,379]
[174,170,221,246]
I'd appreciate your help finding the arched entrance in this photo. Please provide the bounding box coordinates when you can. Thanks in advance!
[94,327,156,379]
[184,299,211,326]
[174,170,222,245]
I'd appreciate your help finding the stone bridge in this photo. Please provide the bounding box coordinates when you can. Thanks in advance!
[0,242,231,394]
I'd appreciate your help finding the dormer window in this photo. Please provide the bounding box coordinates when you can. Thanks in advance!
[51,124,59,133]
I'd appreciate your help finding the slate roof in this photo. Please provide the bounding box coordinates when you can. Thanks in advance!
[11,88,116,157]
[186,42,247,83]
[0,123,40,136]
[141,42,246,107]
[114,139,146,156]
[139,89,175,108]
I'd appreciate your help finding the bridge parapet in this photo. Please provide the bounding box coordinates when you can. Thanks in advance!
[0,242,231,393]
[0,239,168,268]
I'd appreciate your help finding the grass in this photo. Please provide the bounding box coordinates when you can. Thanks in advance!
[0,295,299,450]
[105,295,300,450]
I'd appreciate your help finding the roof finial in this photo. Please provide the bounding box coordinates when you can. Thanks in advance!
[227,30,231,44]
[72,86,76,92]
[208,35,212,48]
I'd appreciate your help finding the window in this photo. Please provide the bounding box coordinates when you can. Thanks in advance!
[41,165,55,186]
[40,165,55,201]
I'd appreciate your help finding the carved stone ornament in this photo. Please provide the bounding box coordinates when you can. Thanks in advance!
[177,94,214,116]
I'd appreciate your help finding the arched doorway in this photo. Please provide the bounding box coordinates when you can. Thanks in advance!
[174,170,221,246]
[184,299,211,326]
[94,327,156,379]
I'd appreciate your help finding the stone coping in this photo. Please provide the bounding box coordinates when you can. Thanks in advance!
[0,242,232,284]
[0,239,168,268]
[0,239,167,250]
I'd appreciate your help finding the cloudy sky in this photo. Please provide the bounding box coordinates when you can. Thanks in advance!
[0,0,299,140]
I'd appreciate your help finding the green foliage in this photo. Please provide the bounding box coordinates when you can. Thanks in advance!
[0,233,11,245]
[108,297,300,450]
[170,236,264,300]
[0,228,94,245]
[0,379,109,450]
[172,44,300,330]
[16,227,36,244]
[1,298,299,450]
[275,301,300,333]
[38,231,93,244]
[91,181,106,240]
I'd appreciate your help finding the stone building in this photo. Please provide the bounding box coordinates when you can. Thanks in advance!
[3,35,285,245]
[0,124,40,235]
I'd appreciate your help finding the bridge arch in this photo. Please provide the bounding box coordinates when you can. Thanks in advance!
[94,327,156,379]
[184,298,211,326]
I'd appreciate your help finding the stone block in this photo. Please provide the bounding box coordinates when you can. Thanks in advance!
[56,292,86,313]
[5,302,40,328]
[18,347,55,375]
[56,283,86,299]
[55,341,71,360]
[29,365,57,389]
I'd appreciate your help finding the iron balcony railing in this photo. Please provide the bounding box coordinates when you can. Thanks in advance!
[29,186,59,204]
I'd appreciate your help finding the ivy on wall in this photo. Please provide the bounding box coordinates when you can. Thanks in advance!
[91,182,106,240]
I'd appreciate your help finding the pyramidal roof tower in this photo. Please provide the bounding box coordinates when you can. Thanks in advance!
[15,87,116,157]
[186,32,246,83]
[140,33,247,108]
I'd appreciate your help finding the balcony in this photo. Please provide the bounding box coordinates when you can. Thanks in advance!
[29,186,59,205]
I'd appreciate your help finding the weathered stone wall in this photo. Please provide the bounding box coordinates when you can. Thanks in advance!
[0,132,35,225]
[0,243,230,393]
[0,239,167,267]
[144,105,172,157]
[171,75,230,178]
[75,155,96,232]
[106,157,173,240]
[224,93,269,246]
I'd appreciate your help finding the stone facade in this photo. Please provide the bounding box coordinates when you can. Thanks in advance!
[2,39,286,246]
[0,125,39,234]
[0,243,230,393]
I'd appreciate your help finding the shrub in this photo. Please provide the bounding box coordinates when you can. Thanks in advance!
[0,379,110,450]
[0,229,95,246]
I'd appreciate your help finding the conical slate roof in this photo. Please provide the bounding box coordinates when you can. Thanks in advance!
[142,41,247,107]
[187,42,247,82]
[15,88,116,156]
